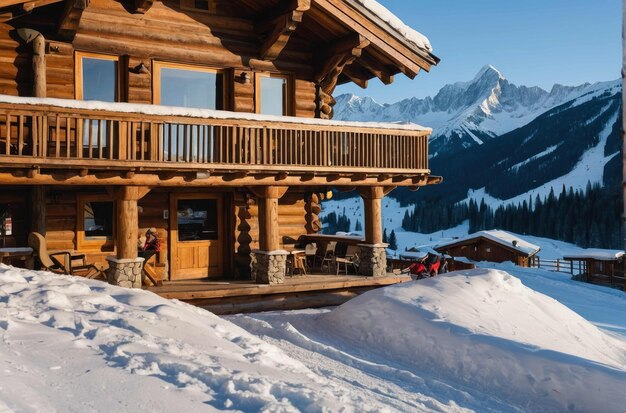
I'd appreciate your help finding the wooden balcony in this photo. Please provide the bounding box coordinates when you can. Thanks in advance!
[0,97,437,187]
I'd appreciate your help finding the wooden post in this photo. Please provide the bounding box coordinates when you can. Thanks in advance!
[110,186,151,259]
[32,33,46,98]
[250,186,289,251]
[358,186,385,244]
[30,186,46,236]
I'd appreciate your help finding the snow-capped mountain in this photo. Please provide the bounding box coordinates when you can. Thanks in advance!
[335,65,621,207]
[335,65,601,157]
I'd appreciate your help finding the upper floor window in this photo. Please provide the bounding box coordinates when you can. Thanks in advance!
[256,73,291,116]
[154,61,224,110]
[75,52,119,102]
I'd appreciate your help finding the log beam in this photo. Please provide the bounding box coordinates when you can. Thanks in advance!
[0,171,437,187]
[358,54,395,85]
[57,0,89,41]
[256,0,311,61]
[315,34,370,95]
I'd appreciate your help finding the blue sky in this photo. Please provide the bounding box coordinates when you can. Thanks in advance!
[336,0,621,104]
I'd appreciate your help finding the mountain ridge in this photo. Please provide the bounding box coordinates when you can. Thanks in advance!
[335,65,616,157]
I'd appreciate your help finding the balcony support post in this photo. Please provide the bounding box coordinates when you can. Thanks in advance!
[357,186,394,277]
[28,185,46,236]
[249,186,289,284]
[106,186,151,288]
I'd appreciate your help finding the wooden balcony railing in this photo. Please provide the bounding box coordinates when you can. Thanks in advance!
[0,99,430,175]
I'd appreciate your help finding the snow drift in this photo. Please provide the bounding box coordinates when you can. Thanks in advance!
[0,264,379,412]
[317,269,626,413]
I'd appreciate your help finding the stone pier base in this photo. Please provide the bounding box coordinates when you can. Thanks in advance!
[106,256,145,288]
[358,243,388,277]
[250,250,289,284]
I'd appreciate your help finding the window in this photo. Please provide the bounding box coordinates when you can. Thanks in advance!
[75,53,119,152]
[256,73,291,116]
[177,199,218,241]
[153,61,224,110]
[75,52,119,102]
[77,194,114,250]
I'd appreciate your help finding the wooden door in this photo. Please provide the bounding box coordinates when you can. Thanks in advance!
[170,193,223,280]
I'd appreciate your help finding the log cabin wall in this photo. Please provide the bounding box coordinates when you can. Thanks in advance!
[234,191,308,277]
[0,22,30,96]
[39,0,318,116]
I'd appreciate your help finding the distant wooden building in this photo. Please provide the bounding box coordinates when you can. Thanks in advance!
[563,251,625,288]
[434,230,540,267]
[0,0,440,291]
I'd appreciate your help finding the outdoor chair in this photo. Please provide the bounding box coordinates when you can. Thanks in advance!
[335,245,360,276]
[28,232,105,279]
[314,241,336,273]
[304,243,316,270]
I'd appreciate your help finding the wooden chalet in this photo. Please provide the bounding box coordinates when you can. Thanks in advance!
[0,0,440,298]
[563,251,626,289]
[434,230,540,267]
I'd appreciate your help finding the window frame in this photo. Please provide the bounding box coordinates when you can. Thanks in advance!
[152,61,227,110]
[76,194,115,251]
[255,72,294,116]
[75,51,120,101]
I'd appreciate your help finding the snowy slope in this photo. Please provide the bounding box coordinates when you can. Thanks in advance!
[232,267,626,413]
[3,259,626,411]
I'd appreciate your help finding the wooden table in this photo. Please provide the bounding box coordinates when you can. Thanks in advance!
[0,247,34,269]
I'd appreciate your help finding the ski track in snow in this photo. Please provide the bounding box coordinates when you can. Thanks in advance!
[228,312,518,413]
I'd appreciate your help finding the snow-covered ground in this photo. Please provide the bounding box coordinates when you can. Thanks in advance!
[3,254,626,413]
[2,262,626,412]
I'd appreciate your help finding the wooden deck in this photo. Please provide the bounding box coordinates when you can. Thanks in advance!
[147,273,412,314]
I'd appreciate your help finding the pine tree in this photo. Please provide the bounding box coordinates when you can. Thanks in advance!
[382,228,388,243]
[354,220,363,232]
[389,229,398,250]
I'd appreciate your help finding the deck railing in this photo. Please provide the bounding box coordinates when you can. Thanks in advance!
[0,101,429,173]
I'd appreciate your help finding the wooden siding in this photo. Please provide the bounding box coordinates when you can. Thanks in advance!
[440,239,531,267]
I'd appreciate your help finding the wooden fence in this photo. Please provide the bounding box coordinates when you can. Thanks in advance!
[528,257,581,275]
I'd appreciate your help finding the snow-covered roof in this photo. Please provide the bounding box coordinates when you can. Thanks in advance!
[350,0,433,53]
[563,250,625,261]
[435,230,541,256]
[0,95,432,133]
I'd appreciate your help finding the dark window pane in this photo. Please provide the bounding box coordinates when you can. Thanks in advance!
[260,76,286,116]
[160,68,223,110]
[177,199,218,241]
[194,0,209,9]
[82,58,117,102]
[84,201,113,239]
